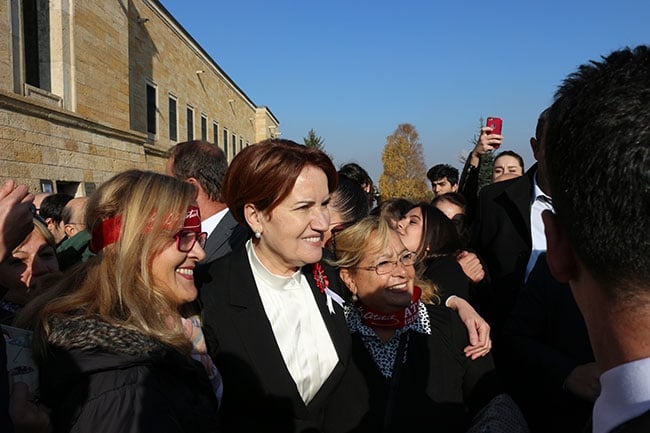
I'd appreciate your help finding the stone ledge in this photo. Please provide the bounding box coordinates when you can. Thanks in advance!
[0,90,146,145]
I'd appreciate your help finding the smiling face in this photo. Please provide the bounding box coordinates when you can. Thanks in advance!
[248,165,330,276]
[0,228,59,304]
[396,206,424,253]
[341,230,414,313]
[150,216,206,308]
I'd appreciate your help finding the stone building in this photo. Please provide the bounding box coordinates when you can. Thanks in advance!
[0,0,279,196]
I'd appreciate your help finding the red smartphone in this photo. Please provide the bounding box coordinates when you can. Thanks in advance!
[486,117,503,148]
[486,117,502,135]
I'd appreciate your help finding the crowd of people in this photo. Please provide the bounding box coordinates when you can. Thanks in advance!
[1,45,649,433]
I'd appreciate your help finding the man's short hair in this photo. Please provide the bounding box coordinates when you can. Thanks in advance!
[167,140,228,202]
[545,45,650,291]
[427,164,459,185]
[39,193,73,223]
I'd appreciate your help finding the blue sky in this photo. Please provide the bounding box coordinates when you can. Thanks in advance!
[161,0,649,182]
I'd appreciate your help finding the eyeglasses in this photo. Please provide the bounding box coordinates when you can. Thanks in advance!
[29,204,47,225]
[174,230,208,253]
[355,251,417,275]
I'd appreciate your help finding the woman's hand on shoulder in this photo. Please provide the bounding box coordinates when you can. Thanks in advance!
[446,296,492,360]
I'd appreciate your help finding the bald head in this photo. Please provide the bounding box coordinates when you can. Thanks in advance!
[62,197,89,238]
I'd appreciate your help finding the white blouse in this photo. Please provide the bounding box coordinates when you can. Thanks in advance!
[247,240,339,404]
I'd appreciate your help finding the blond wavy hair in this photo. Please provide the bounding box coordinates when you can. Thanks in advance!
[326,215,440,305]
[18,170,198,359]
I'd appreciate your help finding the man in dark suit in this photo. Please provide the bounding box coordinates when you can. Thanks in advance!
[501,254,597,432]
[166,140,249,264]
[469,109,552,343]
[543,45,650,433]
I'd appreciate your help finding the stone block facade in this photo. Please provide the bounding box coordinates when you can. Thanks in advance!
[0,0,279,195]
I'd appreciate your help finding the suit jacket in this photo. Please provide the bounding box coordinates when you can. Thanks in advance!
[469,164,537,337]
[501,254,594,433]
[610,410,650,433]
[199,245,363,433]
[201,210,250,264]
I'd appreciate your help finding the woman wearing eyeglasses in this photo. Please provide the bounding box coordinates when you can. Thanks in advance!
[16,170,221,433]
[328,215,511,433]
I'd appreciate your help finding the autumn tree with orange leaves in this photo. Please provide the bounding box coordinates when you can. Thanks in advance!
[379,123,431,202]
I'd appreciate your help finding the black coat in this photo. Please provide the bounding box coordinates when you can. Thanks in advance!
[199,245,364,433]
[469,165,537,336]
[39,317,220,433]
[1,337,11,433]
[345,304,501,433]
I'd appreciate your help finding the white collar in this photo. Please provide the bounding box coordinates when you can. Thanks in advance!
[246,239,303,289]
[531,171,551,204]
[594,357,650,433]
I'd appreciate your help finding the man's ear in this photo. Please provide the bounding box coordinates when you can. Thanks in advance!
[530,137,539,157]
[543,210,577,283]
[64,224,75,238]
[244,204,263,234]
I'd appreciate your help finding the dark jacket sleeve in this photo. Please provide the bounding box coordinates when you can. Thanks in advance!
[1,338,11,433]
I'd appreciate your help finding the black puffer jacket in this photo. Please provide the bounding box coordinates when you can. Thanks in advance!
[39,316,220,433]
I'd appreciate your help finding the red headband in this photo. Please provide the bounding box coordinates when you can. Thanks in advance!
[89,214,122,253]
[89,206,201,253]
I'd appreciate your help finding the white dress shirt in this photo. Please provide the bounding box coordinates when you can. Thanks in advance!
[247,240,339,404]
[201,207,228,237]
[525,173,553,282]
[593,357,650,433]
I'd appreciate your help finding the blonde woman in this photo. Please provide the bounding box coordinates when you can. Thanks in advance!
[328,215,516,433]
[17,170,220,433]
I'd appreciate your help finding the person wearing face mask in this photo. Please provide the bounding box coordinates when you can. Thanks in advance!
[0,218,59,325]
[328,216,525,433]
[16,170,221,433]
[199,139,364,433]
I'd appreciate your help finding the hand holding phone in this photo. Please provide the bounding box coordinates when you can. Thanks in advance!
[486,117,502,136]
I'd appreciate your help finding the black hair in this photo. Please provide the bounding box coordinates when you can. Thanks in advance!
[426,164,459,185]
[39,193,73,223]
[545,45,650,291]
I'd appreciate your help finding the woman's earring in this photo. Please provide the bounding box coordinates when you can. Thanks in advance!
[254,231,261,239]
[351,293,358,302]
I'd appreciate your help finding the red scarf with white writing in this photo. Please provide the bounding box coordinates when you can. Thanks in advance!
[355,286,422,329]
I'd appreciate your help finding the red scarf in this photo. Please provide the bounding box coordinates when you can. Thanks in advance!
[356,286,422,329]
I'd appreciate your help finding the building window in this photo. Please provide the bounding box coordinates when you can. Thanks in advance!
[40,179,53,193]
[22,0,44,88]
[213,122,219,146]
[223,129,229,158]
[240,137,243,152]
[146,83,157,135]
[187,106,194,141]
[201,114,208,141]
[232,133,237,155]
[168,96,177,141]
